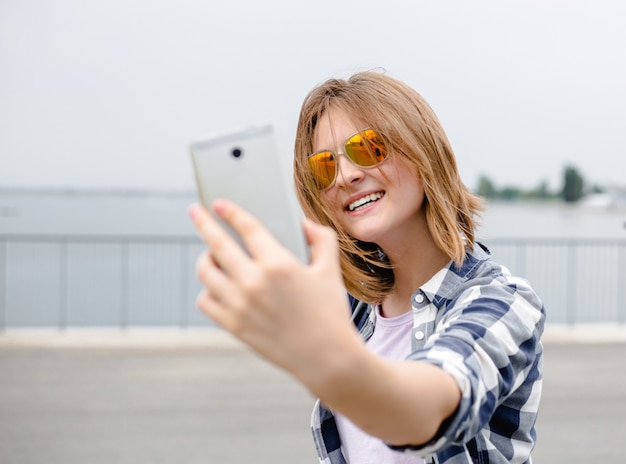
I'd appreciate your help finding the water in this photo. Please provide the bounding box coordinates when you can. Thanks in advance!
[0,189,198,237]
[478,200,626,240]
[1,190,625,239]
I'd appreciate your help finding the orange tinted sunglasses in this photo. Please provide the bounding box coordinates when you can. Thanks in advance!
[307,129,387,190]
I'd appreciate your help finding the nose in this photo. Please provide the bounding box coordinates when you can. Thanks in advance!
[334,152,365,188]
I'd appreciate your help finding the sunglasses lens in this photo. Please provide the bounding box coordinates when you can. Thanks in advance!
[307,129,387,190]
[345,129,387,167]
[308,151,336,190]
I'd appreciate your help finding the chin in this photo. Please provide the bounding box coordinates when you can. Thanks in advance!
[349,228,385,245]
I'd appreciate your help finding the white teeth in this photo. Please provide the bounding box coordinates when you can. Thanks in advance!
[348,192,384,211]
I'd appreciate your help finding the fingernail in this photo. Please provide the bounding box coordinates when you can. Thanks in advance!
[188,204,199,220]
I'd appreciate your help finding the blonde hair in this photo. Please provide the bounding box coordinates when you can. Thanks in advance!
[293,71,483,303]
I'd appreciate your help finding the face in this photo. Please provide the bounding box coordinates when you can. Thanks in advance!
[312,107,427,251]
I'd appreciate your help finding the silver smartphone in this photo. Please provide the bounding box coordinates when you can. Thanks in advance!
[190,124,308,263]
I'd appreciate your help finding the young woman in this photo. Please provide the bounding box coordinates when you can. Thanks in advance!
[189,71,545,464]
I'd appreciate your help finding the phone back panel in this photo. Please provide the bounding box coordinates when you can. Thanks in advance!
[190,124,308,262]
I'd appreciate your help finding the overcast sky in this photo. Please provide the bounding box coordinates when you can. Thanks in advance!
[1,0,625,193]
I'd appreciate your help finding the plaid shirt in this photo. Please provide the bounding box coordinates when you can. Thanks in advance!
[311,244,545,464]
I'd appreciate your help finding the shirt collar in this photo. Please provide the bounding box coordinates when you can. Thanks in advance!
[420,243,491,308]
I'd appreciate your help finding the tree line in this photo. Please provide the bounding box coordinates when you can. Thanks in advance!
[475,165,601,202]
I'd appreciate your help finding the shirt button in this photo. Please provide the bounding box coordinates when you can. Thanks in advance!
[414,331,425,341]
[414,294,424,304]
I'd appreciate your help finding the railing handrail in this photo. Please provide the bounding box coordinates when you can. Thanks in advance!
[482,237,626,244]
[1,233,624,243]
[0,233,202,243]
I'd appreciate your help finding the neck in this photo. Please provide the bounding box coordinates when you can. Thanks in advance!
[379,227,449,319]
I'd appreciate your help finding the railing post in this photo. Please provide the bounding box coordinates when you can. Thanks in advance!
[566,241,578,325]
[179,241,189,330]
[0,239,6,332]
[515,239,526,277]
[59,239,68,331]
[120,240,129,331]
[616,241,626,324]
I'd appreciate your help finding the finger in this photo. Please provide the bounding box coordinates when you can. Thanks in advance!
[195,250,244,331]
[189,203,252,274]
[302,219,341,273]
[188,203,231,249]
[196,288,234,329]
[195,250,223,291]
[212,199,298,263]
[195,250,243,310]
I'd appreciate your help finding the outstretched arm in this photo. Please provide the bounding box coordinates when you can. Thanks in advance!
[189,200,460,446]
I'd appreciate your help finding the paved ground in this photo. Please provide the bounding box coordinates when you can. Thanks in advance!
[1,333,625,463]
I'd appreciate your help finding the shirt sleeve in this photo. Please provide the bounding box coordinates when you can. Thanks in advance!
[399,272,545,456]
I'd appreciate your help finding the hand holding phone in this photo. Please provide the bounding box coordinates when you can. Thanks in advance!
[190,124,308,263]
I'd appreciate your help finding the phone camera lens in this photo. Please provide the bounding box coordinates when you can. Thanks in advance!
[231,148,243,158]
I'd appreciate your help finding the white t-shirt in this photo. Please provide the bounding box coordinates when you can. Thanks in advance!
[335,306,425,464]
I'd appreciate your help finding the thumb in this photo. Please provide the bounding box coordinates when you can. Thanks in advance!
[302,219,340,268]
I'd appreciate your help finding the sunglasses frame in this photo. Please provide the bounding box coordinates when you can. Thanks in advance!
[307,128,388,190]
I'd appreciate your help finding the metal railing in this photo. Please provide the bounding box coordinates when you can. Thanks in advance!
[486,238,626,325]
[0,234,206,330]
[1,234,625,329]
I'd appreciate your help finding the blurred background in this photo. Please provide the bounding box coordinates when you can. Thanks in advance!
[1,1,625,463]
[1,0,625,328]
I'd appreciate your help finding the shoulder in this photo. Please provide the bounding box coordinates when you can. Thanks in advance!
[453,243,542,305]
[434,244,545,331]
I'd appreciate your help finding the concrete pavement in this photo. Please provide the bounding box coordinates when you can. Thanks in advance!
[1,329,625,463]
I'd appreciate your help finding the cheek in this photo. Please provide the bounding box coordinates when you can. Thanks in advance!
[386,159,419,187]
[392,162,426,204]
[319,190,345,223]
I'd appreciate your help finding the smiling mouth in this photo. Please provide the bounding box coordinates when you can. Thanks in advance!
[347,192,385,212]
